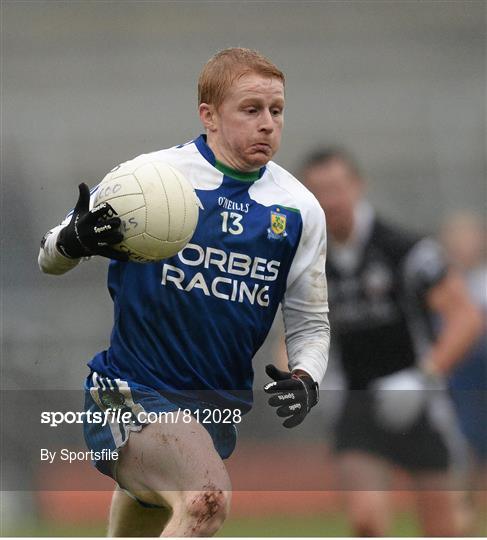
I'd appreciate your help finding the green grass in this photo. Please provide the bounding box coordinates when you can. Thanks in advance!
[2,522,106,537]
[219,514,352,537]
[3,512,420,537]
[219,513,420,537]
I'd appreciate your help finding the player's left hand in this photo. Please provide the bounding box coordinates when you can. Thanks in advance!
[264,364,319,428]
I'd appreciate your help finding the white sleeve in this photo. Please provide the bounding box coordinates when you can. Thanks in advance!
[38,223,81,275]
[37,185,100,275]
[282,200,330,385]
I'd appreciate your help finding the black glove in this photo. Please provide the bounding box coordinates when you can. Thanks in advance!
[56,183,128,262]
[263,364,319,428]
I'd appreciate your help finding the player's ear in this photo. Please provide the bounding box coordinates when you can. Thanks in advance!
[199,103,218,132]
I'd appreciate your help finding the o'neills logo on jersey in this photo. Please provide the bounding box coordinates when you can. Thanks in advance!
[217,196,250,213]
[160,243,280,307]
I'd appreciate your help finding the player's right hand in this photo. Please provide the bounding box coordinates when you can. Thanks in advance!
[56,183,129,262]
[264,364,319,428]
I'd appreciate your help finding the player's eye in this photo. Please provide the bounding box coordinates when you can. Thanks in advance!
[271,108,283,116]
[245,108,258,114]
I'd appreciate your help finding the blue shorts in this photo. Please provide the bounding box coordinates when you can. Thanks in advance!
[83,372,238,479]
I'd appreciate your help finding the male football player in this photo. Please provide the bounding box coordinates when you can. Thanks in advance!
[301,148,482,536]
[38,48,329,537]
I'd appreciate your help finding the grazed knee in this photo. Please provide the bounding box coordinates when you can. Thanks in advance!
[184,487,230,536]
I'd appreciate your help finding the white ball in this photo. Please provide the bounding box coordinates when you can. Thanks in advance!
[93,159,199,263]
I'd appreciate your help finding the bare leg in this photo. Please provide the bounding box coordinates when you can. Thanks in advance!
[338,451,392,536]
[413,471,463,536]
[475,462,487,535]
[108,486,171,537]
[111,415,231,537]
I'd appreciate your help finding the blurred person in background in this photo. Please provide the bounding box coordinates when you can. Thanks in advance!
[301,148,482,536]
[441,211,487,535]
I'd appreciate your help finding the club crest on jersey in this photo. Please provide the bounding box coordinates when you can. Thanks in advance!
[268,209,287,240]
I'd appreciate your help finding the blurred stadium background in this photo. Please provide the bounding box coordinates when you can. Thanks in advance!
[1,0,485,536]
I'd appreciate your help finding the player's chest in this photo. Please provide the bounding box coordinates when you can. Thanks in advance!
[190,186,302,262]
[327,247,406,326]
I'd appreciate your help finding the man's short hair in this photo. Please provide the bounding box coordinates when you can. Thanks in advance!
[198,48,285,109]
[300,147,362,179]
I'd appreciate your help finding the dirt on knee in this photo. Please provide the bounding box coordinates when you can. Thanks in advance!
[185,485,229,536]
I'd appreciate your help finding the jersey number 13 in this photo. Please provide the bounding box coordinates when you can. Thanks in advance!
[220,211,243,235]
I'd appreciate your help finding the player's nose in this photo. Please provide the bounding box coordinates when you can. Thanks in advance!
[258,109,274,132]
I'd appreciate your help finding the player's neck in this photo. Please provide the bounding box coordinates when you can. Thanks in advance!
[329,215,355,245]
[331,225,354,246]
[332,201,375,247]
[206,135,261,174]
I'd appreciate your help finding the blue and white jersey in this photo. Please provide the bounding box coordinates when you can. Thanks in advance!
[39,135,329,411]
